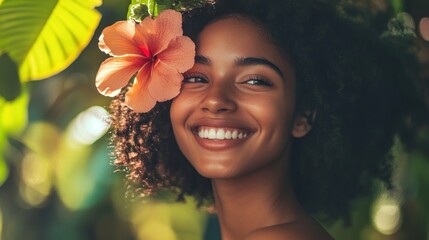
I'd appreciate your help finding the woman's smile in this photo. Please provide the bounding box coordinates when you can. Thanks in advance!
[189,118,255,151]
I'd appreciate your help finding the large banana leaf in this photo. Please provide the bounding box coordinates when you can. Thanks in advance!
[0,0,102,81]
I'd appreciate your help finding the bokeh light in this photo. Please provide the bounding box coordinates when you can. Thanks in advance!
[19,152,52,207]
[54,141,94,210]
[420,17,429,41]
[115,196,208,240]
[137,221,177,240]
[68,106,110,145]
[372,194,402,235]
[55,112,112,211]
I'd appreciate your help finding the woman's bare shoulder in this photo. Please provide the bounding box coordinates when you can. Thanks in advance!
[244,219,334,240]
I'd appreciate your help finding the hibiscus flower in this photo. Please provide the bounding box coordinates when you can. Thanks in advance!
[95,10,195,112]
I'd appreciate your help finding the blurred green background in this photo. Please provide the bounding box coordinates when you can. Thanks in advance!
[0,0,428,239]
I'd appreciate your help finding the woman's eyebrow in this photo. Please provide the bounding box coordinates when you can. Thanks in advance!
[195,55,211,65]
[194,55,284,78]
[235,57,284,78]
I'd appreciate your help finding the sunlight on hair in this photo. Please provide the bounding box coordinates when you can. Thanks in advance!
[19,152,52,207]
[68,106,110,145]
[371,193,402,235]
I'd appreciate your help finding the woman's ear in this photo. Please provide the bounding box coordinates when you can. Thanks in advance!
[291,110,316,138]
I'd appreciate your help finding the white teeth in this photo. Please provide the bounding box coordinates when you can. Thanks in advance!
[225,131,232,139]
[208,129,216,139]
[232,130,238,139]
[216,129,225,139]
[197,128,249,140]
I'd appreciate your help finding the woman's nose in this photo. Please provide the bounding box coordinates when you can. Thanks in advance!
[199,84,237,113]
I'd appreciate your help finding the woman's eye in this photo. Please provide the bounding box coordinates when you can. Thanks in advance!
[183,75,208,84]
[244,78,272,86]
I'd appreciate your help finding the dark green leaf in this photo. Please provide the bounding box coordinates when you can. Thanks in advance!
[127,0,209,20]
[128,3,150,21]
[127,0,158,20]
[0,53,21,101]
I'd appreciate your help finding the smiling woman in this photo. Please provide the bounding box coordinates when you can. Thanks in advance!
[107,0,426,239]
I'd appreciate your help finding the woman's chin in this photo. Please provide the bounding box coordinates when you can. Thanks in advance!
[193,162,238,180]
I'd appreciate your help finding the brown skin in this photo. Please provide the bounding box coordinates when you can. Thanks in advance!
[170,17,333,240]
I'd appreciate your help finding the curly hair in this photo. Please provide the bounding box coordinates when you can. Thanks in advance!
[109,0,425,222]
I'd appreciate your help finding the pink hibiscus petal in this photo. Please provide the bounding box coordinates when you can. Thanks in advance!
[125,78,157,113]
[138,10,183,56]
[100,21,144,56]
[95,9,196,113]
[148,61,183,102]
[157,36,195,73]
[96,55,146,97]
[420,18,429,41]
[98,34,109,54]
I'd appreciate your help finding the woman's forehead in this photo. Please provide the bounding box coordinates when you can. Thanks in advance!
[194,17,293,76]
[197,18,279,58]
[198,16,269,44]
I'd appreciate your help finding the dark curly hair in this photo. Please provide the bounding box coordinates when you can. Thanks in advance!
[109,0,426,223]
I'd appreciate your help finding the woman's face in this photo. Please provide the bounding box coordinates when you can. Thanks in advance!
[170,17,304,179]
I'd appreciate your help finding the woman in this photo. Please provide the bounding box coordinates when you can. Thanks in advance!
[171,13,332,239]
[100,0,424,239]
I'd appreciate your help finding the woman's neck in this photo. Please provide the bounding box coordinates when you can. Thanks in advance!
[211,154,305,240]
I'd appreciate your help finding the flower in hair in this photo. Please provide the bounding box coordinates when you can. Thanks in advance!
[96,9,195,112]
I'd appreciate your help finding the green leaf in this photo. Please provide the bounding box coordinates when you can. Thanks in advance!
[128,3,150,21]
[0,53,21,101]
[390,0,404,13]
[0,83,28,187]
[0,86,29,136]
[0,0,102,81]
[0,122,8,187]
[127,0,209,21]
[128,0,158,20]
[0,154,8,187]
[168,0,207,11]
